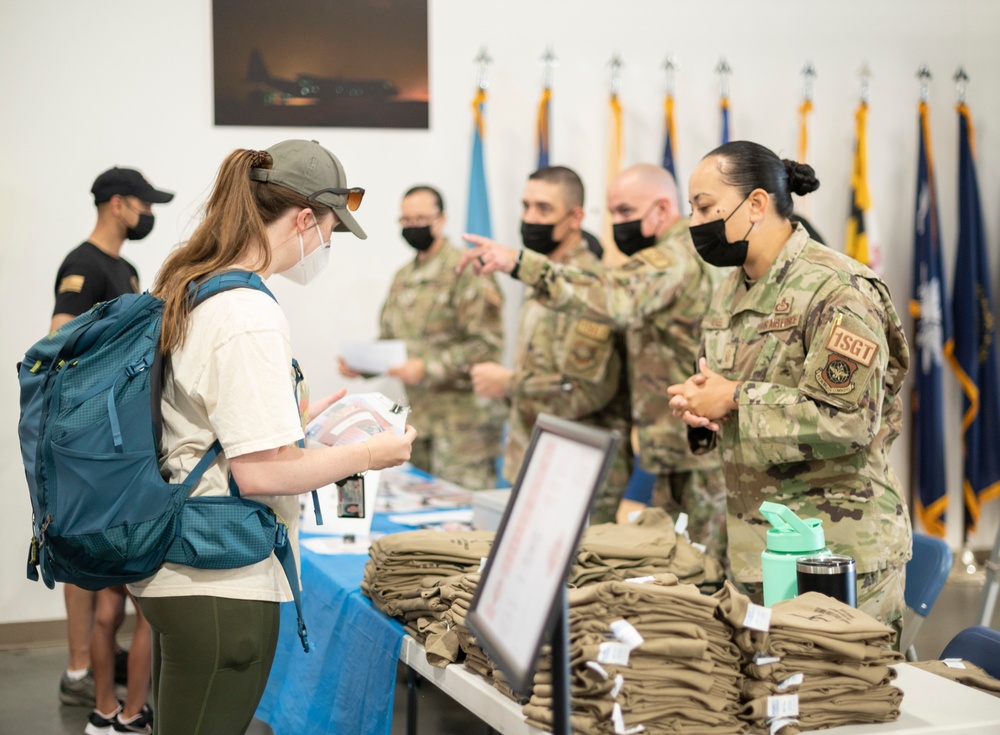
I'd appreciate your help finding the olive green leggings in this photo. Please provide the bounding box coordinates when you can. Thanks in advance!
[136,596,280,735]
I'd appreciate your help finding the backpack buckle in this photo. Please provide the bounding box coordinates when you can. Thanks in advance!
[125,356,152,378]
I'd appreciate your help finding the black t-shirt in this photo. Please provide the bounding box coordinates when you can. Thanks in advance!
[52,242,140,317]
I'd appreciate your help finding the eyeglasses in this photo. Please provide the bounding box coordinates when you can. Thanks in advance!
[308,187,365,211]
[397,214,440,228]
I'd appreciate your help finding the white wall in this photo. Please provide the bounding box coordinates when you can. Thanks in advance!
[2,0,999,625]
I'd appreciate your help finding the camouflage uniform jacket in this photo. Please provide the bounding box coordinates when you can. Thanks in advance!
[517,219,719,474]
[699,224,911,581]
[505,241,630,481]
[380,238,505,427]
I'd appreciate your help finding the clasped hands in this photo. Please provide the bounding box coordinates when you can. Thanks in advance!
[667,357,740,433]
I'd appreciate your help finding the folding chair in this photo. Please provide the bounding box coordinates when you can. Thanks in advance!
[901,533,953,660]
[939,625,1000,679]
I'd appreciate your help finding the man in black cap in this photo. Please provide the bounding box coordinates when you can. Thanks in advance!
[51,167,171,730]
[50,167,173,331]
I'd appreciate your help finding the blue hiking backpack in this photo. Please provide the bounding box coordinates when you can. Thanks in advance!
[18,271,316,651]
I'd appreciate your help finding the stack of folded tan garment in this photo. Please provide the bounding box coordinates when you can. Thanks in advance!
[361,530,494,641]
[908,659,1000,698]
[523,575,748,735]
[424,572,526,702]
[716,585,904,734]
[569,509,725,590]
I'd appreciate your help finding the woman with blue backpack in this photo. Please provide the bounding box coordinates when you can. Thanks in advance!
[129,140,417,734]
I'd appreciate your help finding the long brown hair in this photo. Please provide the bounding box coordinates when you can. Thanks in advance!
[152,149,331,353]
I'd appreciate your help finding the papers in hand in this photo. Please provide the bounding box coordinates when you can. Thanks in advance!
[340,339,407,376]
[306,392,409,447]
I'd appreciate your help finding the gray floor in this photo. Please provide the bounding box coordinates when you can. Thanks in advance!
[2,568,997,735]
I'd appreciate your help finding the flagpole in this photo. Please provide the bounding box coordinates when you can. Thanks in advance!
[602,53,625,266]
[466,47,493,239]
[796,62,816,218]
[798,62,816,165]
[845,64,881,275]
[662,54,682,210]
[537,47,556,169]
[911,62,954,545]
[716,58,731,145]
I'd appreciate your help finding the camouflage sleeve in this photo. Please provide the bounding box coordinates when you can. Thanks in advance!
[517,247,684,327]
[735,282,888,463]
[422,271,504,385]
[377,271,403,340]
[510,319,622,420]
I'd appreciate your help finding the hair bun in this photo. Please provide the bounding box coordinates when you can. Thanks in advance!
[782,159,820,196]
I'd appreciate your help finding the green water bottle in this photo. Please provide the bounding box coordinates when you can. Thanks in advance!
[759,501,831,606]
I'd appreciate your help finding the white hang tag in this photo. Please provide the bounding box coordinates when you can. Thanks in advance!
[778,673,804,690]
[598,641,631,666]
[610,619,644,650]
[766,694,799,719]
[744,603,772,632]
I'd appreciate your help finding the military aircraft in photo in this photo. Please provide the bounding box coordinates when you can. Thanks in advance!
[245,49,399,107]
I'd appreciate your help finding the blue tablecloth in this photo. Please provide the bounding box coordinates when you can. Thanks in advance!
[255,515,415,735]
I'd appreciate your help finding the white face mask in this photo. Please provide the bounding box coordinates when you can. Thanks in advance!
[280,223,331,285]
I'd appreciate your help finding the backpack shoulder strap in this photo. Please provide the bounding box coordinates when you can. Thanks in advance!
[189,270,276,307]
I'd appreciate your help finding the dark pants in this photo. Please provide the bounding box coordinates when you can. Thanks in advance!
[137,595,280,735]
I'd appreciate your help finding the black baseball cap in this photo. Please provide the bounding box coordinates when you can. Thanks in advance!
[91,167,174,205]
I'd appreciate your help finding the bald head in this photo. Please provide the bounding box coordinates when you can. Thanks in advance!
[613,164,679,204]
[607,164,680,240]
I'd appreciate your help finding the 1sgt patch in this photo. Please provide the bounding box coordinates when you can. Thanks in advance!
[825,324,878,366]
[817,353,858,394]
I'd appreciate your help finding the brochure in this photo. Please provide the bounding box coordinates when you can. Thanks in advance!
[305,392,409,447]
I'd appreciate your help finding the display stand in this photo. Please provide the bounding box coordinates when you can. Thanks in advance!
[466,414,620,735]
[550,585,571,735]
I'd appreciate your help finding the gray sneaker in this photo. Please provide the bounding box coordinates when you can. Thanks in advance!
[59,669,96,707]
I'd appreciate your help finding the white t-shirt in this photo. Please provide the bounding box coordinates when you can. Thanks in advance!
[129,288,305,602]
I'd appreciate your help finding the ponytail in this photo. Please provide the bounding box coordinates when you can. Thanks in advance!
[152,148,330,353]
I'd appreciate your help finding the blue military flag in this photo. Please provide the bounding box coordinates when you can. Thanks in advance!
[911,100,952,538]
[537,87,551,169]
[662,92,682,205]
[467,88,493,238]
[951,102,1000,530]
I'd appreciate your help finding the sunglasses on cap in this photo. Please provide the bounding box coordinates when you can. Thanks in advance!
[308,187,365,211]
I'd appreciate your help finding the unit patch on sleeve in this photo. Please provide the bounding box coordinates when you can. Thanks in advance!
[816,354,858,394]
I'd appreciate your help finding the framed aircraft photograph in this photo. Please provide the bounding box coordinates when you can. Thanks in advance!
[213,0,429,129]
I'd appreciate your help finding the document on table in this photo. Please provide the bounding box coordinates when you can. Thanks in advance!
[301,534,384,555]
[387,509,474,527]
[340,339,407,376]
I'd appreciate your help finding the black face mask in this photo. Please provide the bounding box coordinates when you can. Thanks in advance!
[520,221,561,255]
[401,225,435,252]
[126,213,154,241]
[612,218,656,257]
[689,194,753,268]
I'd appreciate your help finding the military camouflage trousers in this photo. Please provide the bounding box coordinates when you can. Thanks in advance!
[735,564,906,650]
[651,467,728,567]
[589,444,634,525]
[409,417,503,491]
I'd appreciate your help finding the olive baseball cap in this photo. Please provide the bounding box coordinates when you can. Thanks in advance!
[249,139,367,240]
[91,167,174,205]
